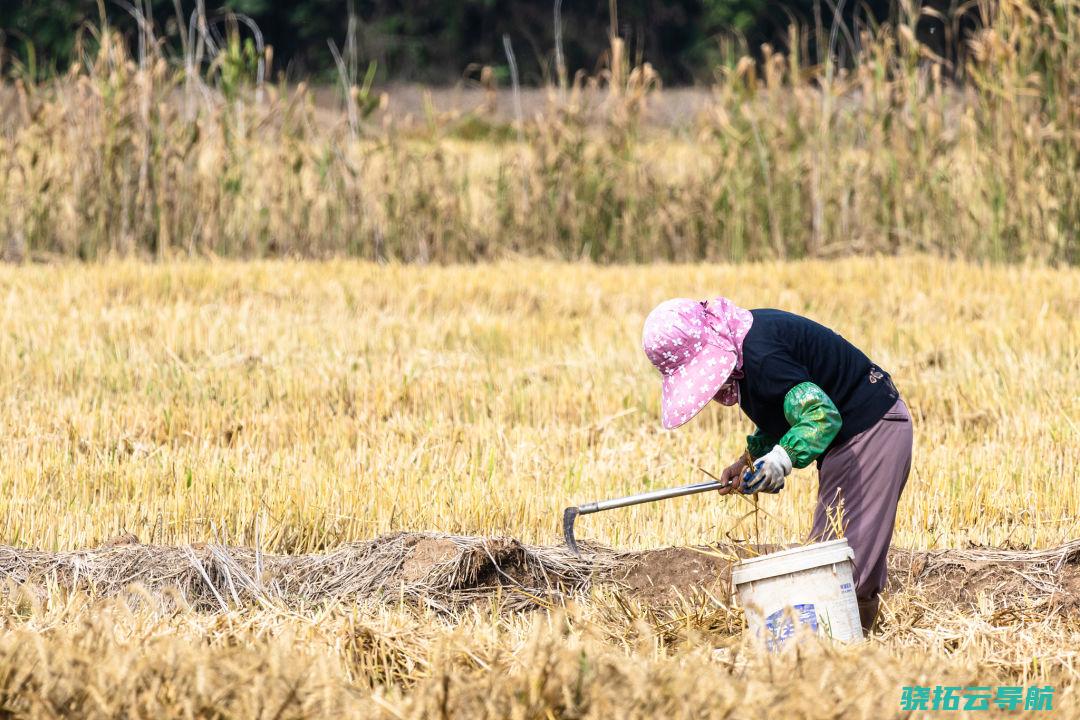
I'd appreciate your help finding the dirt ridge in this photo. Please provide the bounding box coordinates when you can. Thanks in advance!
[3,533,1078,614]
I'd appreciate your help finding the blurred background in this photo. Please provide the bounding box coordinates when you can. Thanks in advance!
[0,1,1074,264]
[2,0,974,84]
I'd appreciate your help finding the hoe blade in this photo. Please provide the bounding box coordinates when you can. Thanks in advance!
[562,506,581,557]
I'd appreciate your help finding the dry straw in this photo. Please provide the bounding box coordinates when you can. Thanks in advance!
[4,532,1080,621]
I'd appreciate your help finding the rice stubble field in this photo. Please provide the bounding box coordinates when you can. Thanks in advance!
[0,257,1077,717]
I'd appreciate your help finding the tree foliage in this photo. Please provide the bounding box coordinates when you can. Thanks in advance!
[0,0,898,83]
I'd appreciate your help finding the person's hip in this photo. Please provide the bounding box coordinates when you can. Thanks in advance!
[819,396,912,466]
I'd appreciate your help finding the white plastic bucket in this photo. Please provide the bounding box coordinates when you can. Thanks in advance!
[731,539,863,650]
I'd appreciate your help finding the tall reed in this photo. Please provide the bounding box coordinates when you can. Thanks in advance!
[0,0,1076,263]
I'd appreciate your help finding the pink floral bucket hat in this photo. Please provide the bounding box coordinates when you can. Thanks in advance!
[641,297,754,429]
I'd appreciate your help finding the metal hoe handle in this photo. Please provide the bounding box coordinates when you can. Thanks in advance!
[576,479,726,515]
[562,476,731,557]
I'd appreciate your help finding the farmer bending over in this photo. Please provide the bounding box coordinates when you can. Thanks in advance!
[642,297,912,633]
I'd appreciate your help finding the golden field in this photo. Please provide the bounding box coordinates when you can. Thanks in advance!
[0,257,1077,717]
[0,0,1077,713]
[1,258,1076,552]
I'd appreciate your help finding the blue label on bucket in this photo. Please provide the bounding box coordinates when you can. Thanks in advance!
[764,604,819,651]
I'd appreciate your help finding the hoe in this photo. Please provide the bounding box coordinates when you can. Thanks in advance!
[562,471,734,557]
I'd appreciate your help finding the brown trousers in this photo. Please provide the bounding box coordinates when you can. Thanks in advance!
[809,398,913,628]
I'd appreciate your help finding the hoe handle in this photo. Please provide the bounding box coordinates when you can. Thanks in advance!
[576,479,726,515]
[564,474,733,556]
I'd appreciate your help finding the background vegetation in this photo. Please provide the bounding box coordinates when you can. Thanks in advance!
[1,0,1076,264]
[2,0,919,83]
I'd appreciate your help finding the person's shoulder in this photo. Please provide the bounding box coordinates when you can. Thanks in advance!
[744,309,789,354]
[752,308,832,333]
[748,310,845,354]
[749,308,788,323]
[750,308,810,330]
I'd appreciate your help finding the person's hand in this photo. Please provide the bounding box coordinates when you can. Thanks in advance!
[717,454,750,495]
[741,445,792,494]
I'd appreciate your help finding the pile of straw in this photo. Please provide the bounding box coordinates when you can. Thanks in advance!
[0,533,617,613]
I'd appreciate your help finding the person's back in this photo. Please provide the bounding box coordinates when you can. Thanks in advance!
[738,309,898,449]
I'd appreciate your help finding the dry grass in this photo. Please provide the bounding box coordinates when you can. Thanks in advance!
[2,548,1080,718]
[1,0,1077,263]
[4,593,1074,719]
[0,256,1077,716]
[4,531,1080,617]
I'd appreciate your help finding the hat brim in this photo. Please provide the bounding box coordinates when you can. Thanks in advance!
[659,345,737,429]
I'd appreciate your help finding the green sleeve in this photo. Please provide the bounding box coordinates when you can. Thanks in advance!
[745,428,777,460]
[778,382,843,469]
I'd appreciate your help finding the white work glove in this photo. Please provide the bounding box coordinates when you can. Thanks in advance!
[741,445,792,494]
